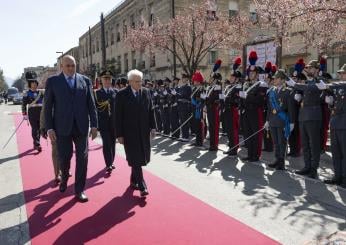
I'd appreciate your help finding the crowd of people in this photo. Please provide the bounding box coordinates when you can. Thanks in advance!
[20,52,346,203]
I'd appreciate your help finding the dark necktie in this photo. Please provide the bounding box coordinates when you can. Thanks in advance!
[135,91,140,103]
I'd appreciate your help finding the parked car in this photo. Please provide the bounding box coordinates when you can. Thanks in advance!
[7,87,19,102]
[12,94,23,105]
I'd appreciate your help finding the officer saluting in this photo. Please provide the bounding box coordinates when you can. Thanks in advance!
[22,71,44,152]
[286,60,327,179]
[265,70,295,170]
[95,70,117,174]
[324,64,346,188]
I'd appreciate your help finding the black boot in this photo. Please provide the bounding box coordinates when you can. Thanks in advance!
[275,159,286,170]
[268,159,279,168]
[295,167,310,176]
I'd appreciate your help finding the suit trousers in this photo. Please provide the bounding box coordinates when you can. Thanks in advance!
[300,121,321,172]
[56,122,89,194]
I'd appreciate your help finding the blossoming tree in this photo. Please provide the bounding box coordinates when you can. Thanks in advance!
[125,0,248,78]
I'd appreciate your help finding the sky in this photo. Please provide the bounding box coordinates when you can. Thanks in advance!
[0,0,123,81]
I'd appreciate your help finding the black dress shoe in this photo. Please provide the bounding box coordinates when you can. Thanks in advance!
[248,157,259,162]
[106,166,113,174]
[275,165,286,171]
[307,171,318,179]
[208,147,218,151]
[59,181,67,193]
[324,178,341,185]
[75,192,88,203]
[241,156,252,161]
[111,165,116,169]
[224,150,237,155]
[130,182,139,190]
[140,189,149,197]
[268,159,279,168]
[295,168,310,176]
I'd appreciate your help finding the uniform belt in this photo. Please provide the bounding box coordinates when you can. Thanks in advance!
[172,103,178,107]
[28,104,42,108]
[178,99,190,103]
[163,104,169,108]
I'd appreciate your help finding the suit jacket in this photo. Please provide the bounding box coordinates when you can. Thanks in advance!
[115,86,155,166]
[44,72,97,136]
[95,88,117,132]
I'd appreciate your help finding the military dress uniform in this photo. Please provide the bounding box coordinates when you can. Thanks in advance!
[288,88,303,157]
[291,78,324,178]
[22,87,44,151]
[266,71,295,170]
[240,81,267,162]
[177,83,193,141]
[169,85,180,139]
[191,86,206,147]
[324,81,346,187]
[153,87,163,132]
[160,86,171,135]
[222,83,242,155]
[205,77,222,151]
[95,84,117,173]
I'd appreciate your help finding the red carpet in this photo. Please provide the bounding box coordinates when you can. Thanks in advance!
[14,115,279,245]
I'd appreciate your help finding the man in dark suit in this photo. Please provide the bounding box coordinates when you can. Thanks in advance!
[115,69,156,197]
[95,70,117,174]
[44,55,98,202]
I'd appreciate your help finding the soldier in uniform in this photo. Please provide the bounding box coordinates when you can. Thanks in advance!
[223,57,242,156]
[153,80,163,132]
[22,71,44,152]
[178,74,193,142]
[95,70,117,173]
[265,70,295,170]
[262,62,275,152]
[288,58,307,157]
[170,77,180,139]
[324,64,346,188]
[191,71,206,147]
[205,73,223,151]
[318,57,332,154]
[160,78,171,135]
[239,51,267,162]
[286,60,327,179]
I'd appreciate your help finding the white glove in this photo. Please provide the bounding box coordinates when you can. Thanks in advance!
[219,93,225,100]
[23,115,28,120]
[163,90,168,95]
[325,95,334,105]
[286,78,296,87]
[294,94,302,102]
[200,93,207,99]
[316,80,327,90]
[153,92,158,96]
[264,121,269,130]
[171,89,177,95]
[239,91,247,99]
[290,123,294,132]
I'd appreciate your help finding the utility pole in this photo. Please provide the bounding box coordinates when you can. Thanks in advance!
[100,13,106,69]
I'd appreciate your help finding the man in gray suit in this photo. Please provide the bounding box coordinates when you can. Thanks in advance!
[44,55,98,202]
[324,64,346,188]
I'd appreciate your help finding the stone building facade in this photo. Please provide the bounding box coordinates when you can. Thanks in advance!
[76,0,345,80]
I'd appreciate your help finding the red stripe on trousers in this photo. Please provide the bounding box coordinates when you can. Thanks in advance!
[322,105,330,151]
[257,107,264,157]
